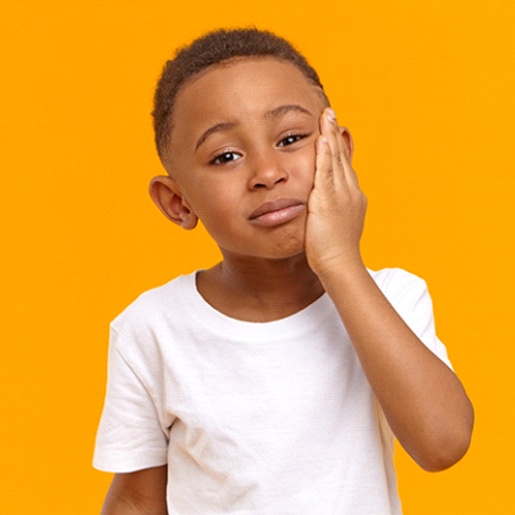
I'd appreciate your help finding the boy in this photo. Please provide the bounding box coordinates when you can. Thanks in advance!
[94,28,473,514]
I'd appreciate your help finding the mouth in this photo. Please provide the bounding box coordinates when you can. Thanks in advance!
[249,198,306,227]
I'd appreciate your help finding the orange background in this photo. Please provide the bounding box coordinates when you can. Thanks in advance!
[3,1,514,513]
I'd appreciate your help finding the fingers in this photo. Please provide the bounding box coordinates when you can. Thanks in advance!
[318,108,360,188]
[314,132,332,189]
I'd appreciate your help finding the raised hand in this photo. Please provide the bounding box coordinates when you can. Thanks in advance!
[305,108,367,279]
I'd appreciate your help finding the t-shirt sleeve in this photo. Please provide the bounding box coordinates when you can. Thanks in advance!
[377,268,453,370]
[93,326,169,473]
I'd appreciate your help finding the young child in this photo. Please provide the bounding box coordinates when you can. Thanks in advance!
[94,28,473,514]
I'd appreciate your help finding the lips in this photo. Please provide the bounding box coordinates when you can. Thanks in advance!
[249,198,306,227]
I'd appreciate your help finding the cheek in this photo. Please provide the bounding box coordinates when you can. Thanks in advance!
[187,182,242,222]
[294,145,317,184]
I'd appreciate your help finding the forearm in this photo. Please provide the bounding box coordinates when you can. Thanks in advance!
[307,108,473,469]
[320,261,474,471]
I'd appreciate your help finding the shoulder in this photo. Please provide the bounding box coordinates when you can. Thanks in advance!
[369,267,427,294]
[109,272,198,355]
[368,267,432,314]
[112,273,195,327]
[369,268,453,368]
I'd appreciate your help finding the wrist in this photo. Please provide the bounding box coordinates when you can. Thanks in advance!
[313,253,368,289]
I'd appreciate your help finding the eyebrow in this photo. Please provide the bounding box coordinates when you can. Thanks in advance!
[194,104,314,152]
[264,104,314,120]
[195,121,237,151]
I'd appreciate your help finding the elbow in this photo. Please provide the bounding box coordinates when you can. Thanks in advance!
[417,435,472,472]
[416,404,475,472]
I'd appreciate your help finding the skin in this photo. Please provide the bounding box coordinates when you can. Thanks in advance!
[102,57,474,512]
[101,465,167,515]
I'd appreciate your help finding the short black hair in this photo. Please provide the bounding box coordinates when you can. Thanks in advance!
[152,28,326,160]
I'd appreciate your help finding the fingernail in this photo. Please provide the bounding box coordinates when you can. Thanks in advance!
[326,108,337,122]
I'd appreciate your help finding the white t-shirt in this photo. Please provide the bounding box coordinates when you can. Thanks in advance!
[94,268,452,514]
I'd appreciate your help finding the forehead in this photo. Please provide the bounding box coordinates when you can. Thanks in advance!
[170,57,325,136]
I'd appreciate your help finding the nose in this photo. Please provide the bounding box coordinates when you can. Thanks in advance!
[248,151,288,190]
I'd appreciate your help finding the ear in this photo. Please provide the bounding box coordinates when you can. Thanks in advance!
[339,127,354,163]
[149,175,198,230]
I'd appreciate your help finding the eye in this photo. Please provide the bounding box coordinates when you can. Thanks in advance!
[277,134,307,148]
[211,151,242,165]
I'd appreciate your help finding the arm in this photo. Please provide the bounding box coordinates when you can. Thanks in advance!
[306,108,474,471]
[101,465,168,515]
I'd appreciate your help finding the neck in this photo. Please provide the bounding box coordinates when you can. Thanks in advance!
[197,253,325,322]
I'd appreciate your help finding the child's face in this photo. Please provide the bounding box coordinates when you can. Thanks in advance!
[155,57,328,261]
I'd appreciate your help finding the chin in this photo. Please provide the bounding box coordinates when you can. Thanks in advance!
[219,226,307,262]
[260,239,306,261]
